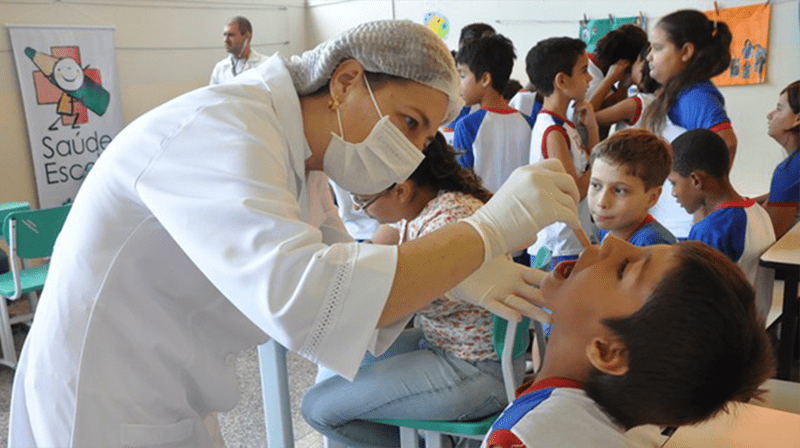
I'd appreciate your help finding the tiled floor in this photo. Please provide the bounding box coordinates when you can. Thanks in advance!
[0,334,325,448]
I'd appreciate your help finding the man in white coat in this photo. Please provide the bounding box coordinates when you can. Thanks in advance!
[209,16,266,85]
[9,20,580,447]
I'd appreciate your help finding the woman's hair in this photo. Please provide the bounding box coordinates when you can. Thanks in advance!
[594,24,648,73]
[636,45,660,94]
[409,132,492,203]
[782,80,800,146]
[585,241,775,429]
[643,10,732,132]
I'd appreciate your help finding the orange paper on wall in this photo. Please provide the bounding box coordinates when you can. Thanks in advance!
[705,3,771,86]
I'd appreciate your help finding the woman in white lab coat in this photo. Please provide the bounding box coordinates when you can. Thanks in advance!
[9,20,580,448]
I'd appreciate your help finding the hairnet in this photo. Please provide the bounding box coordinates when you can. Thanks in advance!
[284,20,463,123]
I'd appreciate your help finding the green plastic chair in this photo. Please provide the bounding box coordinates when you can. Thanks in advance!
[0,204,70,368]
[367,315,531,448]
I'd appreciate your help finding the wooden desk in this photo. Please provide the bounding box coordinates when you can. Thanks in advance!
[760,221,800,380]
[662,402,800,448]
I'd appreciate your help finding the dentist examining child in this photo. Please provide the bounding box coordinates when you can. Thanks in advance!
[9,20,580,448]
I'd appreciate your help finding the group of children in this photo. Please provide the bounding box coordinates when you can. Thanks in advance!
[304,8,799,448]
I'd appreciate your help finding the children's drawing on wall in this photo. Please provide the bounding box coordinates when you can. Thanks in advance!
[422,0,456,44]
[423,11,450,40]
[705,3,770,86]
[578,14,645,53]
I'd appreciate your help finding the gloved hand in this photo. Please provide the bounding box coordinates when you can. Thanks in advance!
[445,255,553,324]
[462,159,581,265]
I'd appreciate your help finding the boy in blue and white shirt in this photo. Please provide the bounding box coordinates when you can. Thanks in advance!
[453,34,535,194]
[668,129,775,319]
[525,37,600,268]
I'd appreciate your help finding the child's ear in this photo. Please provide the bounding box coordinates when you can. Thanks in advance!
[553,71,567,92]
[587,334,629,376]
[680,42,695,63]
[646,186,662,208]
[688,171,704,190]
[479,71,493,89]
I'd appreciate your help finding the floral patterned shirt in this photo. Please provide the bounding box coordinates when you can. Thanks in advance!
[395,190,497,361]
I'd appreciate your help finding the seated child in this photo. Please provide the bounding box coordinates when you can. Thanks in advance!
[454,34,535,194]
[668,129,776,319]
[589,128,676,246]
[303,133,523,448]
[759,80,800,238]
[484,236,775,448]
[595,46,661,134]
[525,37,599,268]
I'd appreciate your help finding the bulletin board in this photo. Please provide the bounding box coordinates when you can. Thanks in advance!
[579,15,646,53]
[705,3,771,86]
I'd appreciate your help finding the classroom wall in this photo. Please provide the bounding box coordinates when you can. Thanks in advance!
[307,0,800,197]
[0,0,306,206]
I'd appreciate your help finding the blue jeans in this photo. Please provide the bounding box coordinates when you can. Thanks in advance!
[302,328,524,448]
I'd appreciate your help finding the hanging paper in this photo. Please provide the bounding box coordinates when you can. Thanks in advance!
[705,3,771,86]
[579,15,646,53]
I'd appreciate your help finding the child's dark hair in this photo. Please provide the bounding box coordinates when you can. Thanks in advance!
[503,78,523,101]
[586,241,775,429]
[636,45,660,94]
[644,10,733,132]
[456,34,516,94]
[458,22,495,48]
[590,129,671,190]
[594,24,648,73]
[671,128,729,178]
[525,37,586,96]
[409,132,492,203]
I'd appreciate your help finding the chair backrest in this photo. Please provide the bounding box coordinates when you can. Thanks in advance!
[3,205,71,259]
[0,203,30,238]
[493,315,530,403]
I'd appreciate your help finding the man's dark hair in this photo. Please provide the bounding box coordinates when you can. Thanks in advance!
[671,128,729,178]
[229,16,252,36]
[590,128,672,190]
[456,34,516,94]
[525,37,586,96]
[585,241,775,429]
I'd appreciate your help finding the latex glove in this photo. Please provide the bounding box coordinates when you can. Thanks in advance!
[462,159,581,265]
[445,255,552,323]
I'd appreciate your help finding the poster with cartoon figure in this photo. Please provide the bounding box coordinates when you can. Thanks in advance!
[8,25,124,208]
[705,3,771,86]
[579,15,645,53]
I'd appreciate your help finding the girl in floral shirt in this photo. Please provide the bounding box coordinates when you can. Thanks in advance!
[303,132,523,448]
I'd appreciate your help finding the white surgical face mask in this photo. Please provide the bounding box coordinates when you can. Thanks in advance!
[323,76,425,195]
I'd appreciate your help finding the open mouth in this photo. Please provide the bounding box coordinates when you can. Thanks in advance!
[554,259,576,280]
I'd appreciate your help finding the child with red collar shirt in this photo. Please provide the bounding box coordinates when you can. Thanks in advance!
[484,236,774,448]
[589,129,676,246]
[668,129,776,320]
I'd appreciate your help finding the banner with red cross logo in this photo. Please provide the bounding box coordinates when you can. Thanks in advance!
[8,25,124,208]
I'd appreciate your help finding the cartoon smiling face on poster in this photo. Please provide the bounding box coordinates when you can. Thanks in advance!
[424,12,450,40]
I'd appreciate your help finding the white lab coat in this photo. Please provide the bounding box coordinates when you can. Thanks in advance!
[9,55,409,448]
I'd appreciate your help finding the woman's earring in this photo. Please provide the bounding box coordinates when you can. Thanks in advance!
[328,96,341,111]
